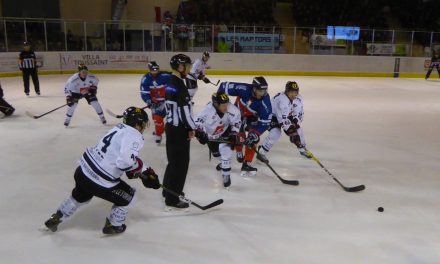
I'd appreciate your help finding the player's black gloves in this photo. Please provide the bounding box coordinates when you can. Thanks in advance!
[228,132,243,149]
[89,86,98,95]
[195,130,209,145]
[202,77,211,84]
[245,131,259,148]
[66,96,78,107]
[140,167,161,189]
[284,124,298,137]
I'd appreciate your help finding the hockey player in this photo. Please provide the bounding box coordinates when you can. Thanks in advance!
[140,61,172,145]
[257,81,311,162]
[194,92,242,188]
[0,82,15,118]
[425,49,440,80]
[162,53,195,210]
[217,76,272,176]
[63,64,106,127]
[43,107,161,235]
[187,51,211,99]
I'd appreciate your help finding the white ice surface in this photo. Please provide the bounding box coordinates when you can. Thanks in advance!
[0,75,440,264]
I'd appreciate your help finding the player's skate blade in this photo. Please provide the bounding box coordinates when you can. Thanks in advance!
[241,162,257,177]
[42,210,63,232]
[164,201,190,212]
[102,218,126,235]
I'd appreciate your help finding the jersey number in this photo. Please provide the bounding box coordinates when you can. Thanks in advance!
[101,131,117,153]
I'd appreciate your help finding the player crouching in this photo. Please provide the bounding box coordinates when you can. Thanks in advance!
[63,64,106,127]
[42,107,160,235]
[257,81,311,163]
[0,82,15,118]
[194,92,242,188]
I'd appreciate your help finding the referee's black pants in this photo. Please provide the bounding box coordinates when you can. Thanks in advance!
[22,68,40,94]
[162,124,191,205]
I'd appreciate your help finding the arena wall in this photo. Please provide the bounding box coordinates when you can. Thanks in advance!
[0,51,428,78]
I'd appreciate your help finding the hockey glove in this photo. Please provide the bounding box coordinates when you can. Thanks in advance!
[202,77,211,84]
[140,167,161,189]
[228,132,244,149]
[89,86,97,95]
[66,96,77,107]
[195,130,209,145]
[126,157,143,179]
[284,124,298,137]
[245,131,259,148]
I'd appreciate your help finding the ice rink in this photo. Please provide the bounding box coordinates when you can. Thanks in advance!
[1,74,440,264]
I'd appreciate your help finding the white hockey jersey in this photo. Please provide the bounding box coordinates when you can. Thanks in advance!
[272,92,304,131]
[188,58,209,81]
[80,124,145,188]
[195,102,241,139]
[64,73,99,96]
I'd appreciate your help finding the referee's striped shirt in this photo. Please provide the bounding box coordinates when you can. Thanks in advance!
[19,51,36,69]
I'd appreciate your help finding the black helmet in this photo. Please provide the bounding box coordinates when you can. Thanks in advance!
[170,54,192,71]
[285,81,299,93]
[212,92,229,107]
[203,51,210,58]
[148,61,160,72]
[23,41,31,46]
[123,106,149,128]
[78,63,88,72]
[252,76,268,91]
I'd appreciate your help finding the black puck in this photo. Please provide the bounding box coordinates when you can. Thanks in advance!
[377,207,384,212]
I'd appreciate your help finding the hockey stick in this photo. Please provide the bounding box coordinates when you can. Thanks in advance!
[209,79,220,86]
[254,146,299,186]
[305,149,365,192]
[210,137,299,186]
[106,105,149,119]
[162,185,224,210]
[25,103,67,119]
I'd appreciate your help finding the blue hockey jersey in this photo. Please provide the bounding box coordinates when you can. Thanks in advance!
[140,71,172,104]
[218,81,272,134]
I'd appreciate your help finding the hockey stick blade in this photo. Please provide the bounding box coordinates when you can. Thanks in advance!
[193,199,224,210]
[25,104,67,119]
[344,184,365,192]
[106,109,123,119]
[25,111,38,119]
[265,162,299,185]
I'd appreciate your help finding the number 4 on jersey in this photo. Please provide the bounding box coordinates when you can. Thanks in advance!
[101,131,117,153]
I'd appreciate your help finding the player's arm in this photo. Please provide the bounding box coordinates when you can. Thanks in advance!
[229,104,242,133]
[217,82,250,97]
[254,96,273,135]
[140,75,152,105]
[18,52,24,69]
[116,134,143,178]
[89,75,99,95]
[176,86,196,131]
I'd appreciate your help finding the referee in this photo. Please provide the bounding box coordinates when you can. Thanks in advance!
[19,41,40,96]
[162,53,195,210]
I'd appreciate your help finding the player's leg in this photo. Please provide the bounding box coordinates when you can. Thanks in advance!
[30,69,40,95]
[436,64,440,78]
[257,127,282,163]
[235,124,246,163]
[22,70,30,96]
[291,127,311,158]
[163,126,190,209]
[85,93,106,124]
[219,143,233,188]
[43,167,93,232]
[97,181,137,235]
[152,103,166,145]
[426,64,434,79]
[241,145,258,176]
[0,98,15,116]
[64,101,78,127]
